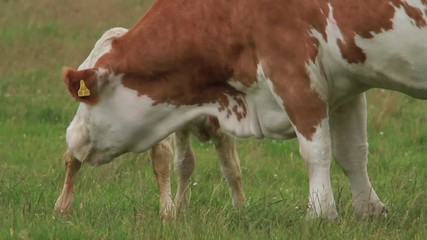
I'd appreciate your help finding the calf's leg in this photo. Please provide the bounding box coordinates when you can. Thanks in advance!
[212,132,246,207]
[174,129,196,212]
[54,149,81,214]
[151,136,175,220]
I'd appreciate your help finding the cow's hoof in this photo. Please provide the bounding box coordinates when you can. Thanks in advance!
[354,202,388,219]
[54,195,73,215]
[160,202,176,223]
[306,205,339,220]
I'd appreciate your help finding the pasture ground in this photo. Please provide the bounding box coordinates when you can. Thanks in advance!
[0,0,426,239]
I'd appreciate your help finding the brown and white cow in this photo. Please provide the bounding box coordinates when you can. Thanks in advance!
[54,28,246,220]
[59,0,427,220]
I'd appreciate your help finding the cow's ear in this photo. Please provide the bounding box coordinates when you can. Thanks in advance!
[62,67,99,105]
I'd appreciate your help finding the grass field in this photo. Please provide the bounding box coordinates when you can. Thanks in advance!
[0,0,426,239]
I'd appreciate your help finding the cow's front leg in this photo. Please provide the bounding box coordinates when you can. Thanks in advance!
[296,117,338,220]
[174,129,196,213]
[330,94,386,218]
[151,136,175,221]
[212,132,246,207]
[266,66,337,219]
[54,149,81,214]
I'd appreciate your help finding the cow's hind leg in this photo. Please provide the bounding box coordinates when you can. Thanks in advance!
[174,129,196,213]
[54,149,81,214]
[212,132,246,207]
[151,136,175,221]
[330,94,386,218]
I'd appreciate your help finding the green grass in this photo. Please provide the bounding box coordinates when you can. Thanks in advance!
[0,0,426,239]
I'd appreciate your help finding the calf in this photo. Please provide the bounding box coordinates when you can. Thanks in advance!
[54,28,246,220]
[61,0,427,220]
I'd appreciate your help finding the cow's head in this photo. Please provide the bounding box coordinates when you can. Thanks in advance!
[62,28,128,165]
[62,27,207,165]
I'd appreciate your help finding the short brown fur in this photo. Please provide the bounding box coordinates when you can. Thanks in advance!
[76,0,426,139]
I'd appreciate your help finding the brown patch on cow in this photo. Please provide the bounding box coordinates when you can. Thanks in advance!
[231,96,247,121]
[249,0,329,140]
[331,0,427,64]
[62,67,99,105]
[331,1,394,63]
[399,1,427,27]
[94,0,254,120]
[121,67,248,120]
[261,61,328,140]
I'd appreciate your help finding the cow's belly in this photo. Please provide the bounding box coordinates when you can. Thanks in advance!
[251,102,295,139]
[218,79,295,140]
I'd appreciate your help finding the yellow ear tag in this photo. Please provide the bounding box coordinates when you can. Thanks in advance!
[77,80,91,97]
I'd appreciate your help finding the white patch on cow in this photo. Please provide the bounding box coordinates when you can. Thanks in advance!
[214,93,256,138]
[307,25,331,102]
[353,4,427,97]
[66,105,92,162]
[295,118,337,219]
[305,59,328,102]
[85,75,219,158]
[296,118,331,171]
[256,64,286,107]
[96,68,109,77]
[78,27,128,70]
[66,69,126,163]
